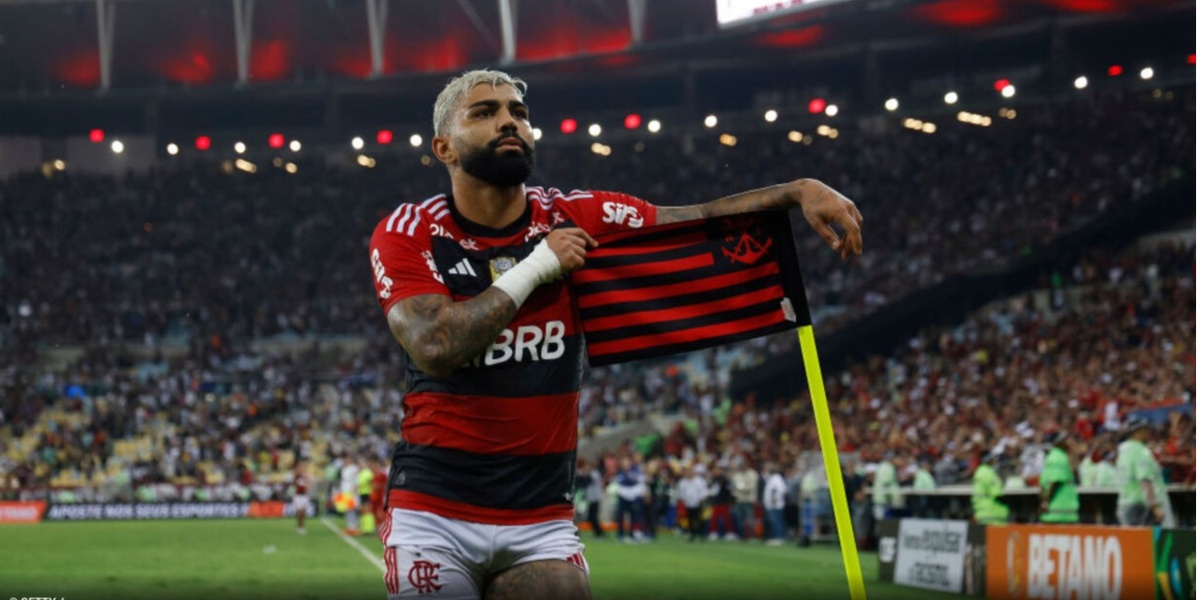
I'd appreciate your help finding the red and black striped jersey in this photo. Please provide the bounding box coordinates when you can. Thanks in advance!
[368,186,656,525]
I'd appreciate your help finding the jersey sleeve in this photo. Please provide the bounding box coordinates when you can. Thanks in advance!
[562,190,658,235]
[369,210,450,315]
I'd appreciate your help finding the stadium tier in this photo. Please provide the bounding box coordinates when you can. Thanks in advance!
[0,1,1194,598]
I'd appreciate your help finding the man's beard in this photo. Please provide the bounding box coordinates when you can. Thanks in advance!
[460,135,536,187]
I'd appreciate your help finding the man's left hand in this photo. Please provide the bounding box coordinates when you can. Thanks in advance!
[794,179,863,260]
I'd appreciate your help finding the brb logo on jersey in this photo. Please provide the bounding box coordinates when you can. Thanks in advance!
[470,320,566,367]
[601,202,644,228]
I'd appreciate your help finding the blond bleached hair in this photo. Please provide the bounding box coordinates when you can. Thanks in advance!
[433,69,528,137]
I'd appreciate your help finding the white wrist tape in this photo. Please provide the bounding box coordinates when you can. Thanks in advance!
[492,239,562,307]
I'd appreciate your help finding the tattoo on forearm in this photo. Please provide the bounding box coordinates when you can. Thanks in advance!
[485,560,590,600]
[656,181,802,224]
[388,287,518,376]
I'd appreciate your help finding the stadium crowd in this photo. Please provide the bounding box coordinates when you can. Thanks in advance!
[0,88,1193,519]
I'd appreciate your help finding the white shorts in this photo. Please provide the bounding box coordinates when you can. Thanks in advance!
[379,508,588,599]
[292,495,310,513]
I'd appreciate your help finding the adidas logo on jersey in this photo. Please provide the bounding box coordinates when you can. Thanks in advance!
[448,259,477,277]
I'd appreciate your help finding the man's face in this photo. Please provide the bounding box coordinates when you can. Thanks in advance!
[446,83,536,187]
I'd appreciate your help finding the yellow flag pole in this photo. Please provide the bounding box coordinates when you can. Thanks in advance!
[797,325,866,600]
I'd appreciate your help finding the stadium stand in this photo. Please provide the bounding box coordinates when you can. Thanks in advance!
[0,85,1193,512]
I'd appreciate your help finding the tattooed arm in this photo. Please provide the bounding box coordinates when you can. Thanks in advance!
[656,178,865,260]
[385,227,596,377]
[386,289,518,378]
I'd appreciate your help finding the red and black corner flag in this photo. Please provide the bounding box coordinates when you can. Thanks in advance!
[570,211,812,366]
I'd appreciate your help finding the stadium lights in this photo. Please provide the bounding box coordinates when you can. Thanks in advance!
[647,119,662,133]
[624,114,642,129]
[284,162,298,174]
[884,98,899,111]
[824,104,839,117]
[111,140,124,154]
[351,137,365,150]
[234,141,246,154]
[89,129,105,143]
[590,142,611,156]
[356,155,376,168]
[235,159,257,174]
[409,134,422,147]
[943,91,959,105]
[532,127,543,140]
[998,108,1017,120]
[787,130,803,143]
[993,79,1010,92]
[53,159,66,171]
[903,118,937,134]
[956,111,992,127]
[588,124,602,137]
[1190,54,1196,65]
[166,143,179,156]
[196,136,212,151]
[268,133,285,149]
[719,134,737,147]
[289,140,302,152]
[704,115,718,128]
[377,130,394,145]
[764,109,778,123]
[1074,76,1088,90]
[816,125,838,139]
[1140,67,1154,80]
[807,98,826,114]
[1107,65,1123,77]
[560,119,577,134]
[1001,84,1015,98]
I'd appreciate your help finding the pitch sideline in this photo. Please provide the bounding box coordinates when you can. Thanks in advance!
[320,517,386,574]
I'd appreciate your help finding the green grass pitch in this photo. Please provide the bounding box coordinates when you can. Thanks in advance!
[0,519,960,600]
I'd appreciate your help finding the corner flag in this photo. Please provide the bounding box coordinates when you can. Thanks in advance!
[569,210,867,600]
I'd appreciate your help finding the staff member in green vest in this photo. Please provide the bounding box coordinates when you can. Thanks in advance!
[911,457,938,518]
[972,453,1010,525]
[1116,417,1176,527]
[1039,432,1079,523]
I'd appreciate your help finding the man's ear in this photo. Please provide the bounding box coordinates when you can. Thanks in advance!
[432,136,456,166]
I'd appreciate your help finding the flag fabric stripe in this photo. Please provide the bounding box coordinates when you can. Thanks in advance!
[581,284,785,333]
[576,262,781,309]
[586,310,787,358]
[584,297,784,344]
[582,230,708,262]
[578,274,779,320]
[570,211,812,366]
[571,252,714,285]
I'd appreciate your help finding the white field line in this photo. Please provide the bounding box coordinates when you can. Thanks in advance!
[320,517,386,574]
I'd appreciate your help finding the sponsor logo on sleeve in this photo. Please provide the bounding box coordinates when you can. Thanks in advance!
[601,202,644,228]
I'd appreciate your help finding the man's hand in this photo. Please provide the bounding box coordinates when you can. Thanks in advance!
[794,179,863,260]
[1151,503,1166,524]
[545,227,597,274]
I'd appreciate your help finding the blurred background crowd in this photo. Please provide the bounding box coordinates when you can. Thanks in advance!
[0,84,1193,539]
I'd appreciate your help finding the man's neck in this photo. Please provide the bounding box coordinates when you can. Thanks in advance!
[449,173,527,230]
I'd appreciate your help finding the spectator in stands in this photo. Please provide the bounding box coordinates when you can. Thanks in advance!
[762,463,787,546]
[614,455,647,543]
[708,465,737,540]
[731,455,760,541]
[575,459,606,539]
[677,463,709,543]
